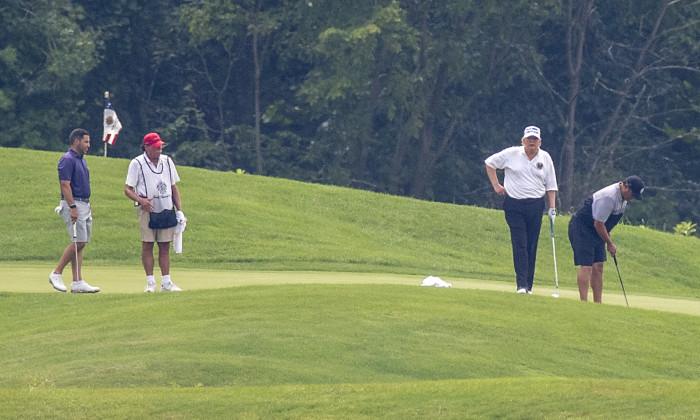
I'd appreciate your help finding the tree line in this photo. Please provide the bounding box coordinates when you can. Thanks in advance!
[1,0,698,231]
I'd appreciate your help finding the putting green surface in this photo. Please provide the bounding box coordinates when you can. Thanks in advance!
[1,263,698,316]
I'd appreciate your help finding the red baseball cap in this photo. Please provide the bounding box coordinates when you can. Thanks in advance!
[143,132,166,147]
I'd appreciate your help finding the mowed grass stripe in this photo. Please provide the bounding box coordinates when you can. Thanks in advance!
[3,379,699,419]
[1,285,698,390]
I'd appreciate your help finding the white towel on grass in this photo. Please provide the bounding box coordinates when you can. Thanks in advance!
[421,276,452,287]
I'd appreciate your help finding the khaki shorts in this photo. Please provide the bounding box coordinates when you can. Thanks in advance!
[138,206,175,243]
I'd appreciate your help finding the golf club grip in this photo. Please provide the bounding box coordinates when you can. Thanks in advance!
[550,218,554,237]
[73,222,77,238]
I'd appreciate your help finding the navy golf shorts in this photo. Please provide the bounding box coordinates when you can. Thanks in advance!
[568,217,606,266]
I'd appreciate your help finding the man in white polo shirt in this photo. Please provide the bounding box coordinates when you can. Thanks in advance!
[568,176,644,303]
[485,126,558,294]
[124,132,186,293]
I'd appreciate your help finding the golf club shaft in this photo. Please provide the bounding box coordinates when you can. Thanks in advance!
[550,219,559,294]
[73,222,79,277]
[613,255,629,307]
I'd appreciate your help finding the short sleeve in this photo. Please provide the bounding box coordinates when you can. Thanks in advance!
[591,196,614,223]
[485,148,512,170]
[57,157,74,181]
[543,153,558,191]
[167,157,180,185]
[125,159,140,188]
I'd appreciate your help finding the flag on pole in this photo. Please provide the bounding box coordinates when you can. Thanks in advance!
[103,91,122,145]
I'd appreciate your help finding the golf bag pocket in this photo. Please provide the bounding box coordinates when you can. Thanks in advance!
[148,208,178,229]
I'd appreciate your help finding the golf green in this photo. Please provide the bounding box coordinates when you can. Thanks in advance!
[2,263,697,316]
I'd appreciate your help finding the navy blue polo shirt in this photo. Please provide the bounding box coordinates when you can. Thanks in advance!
[58,149,91,199]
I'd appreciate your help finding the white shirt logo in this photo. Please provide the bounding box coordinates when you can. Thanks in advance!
[157,181,169,197]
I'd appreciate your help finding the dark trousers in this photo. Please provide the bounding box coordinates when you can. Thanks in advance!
[503,195,545,290]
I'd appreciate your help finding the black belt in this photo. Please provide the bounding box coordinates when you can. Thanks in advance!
[73,197,90,203]
[505,195,543,204]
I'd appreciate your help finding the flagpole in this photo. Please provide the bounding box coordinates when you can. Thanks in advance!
[104,91,110,158]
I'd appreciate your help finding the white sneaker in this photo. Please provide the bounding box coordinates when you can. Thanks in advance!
[144,282,156,293]
[517,288,528,294]
[49,272,67,292]
[71,280,100,293]
[527,290,533,295]
[161,281,182,292]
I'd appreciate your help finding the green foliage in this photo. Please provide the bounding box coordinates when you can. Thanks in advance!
[0,0,98,149]
[300,0,417,107]
[1,0,699,237]
[674,221,697,237]
[622,192,681,232]
[173,140,233,171]
[181,0,247,46]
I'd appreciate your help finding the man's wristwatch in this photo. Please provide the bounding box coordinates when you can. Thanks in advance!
[69,204,77,209]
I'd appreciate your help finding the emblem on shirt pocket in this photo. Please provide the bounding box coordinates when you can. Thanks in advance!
[537,162,543,169]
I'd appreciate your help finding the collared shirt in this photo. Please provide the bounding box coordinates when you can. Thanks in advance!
[58,149,90,199]
[485,146,558,199]
[591,183,627,222]
[572,183,627,233]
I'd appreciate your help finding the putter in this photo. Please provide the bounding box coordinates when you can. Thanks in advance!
[612,255,629,307]
[550,218,559,298]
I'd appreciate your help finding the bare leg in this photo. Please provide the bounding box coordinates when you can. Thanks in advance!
[577,266,593,301]
[142,242,155,276]
[157,242,170,276]
[54,245,74,275]
[590,262,604,303]
[55,242,85,282]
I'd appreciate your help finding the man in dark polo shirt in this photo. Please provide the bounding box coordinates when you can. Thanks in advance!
[568,176,644,303]
[49,128,100,293]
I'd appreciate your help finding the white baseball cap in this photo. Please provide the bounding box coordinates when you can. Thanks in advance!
[523,126,541,139]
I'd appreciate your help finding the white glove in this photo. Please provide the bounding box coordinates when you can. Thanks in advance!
[54,204,63,214]
[548,208,556,224]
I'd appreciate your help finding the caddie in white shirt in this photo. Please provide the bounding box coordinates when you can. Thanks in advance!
[485,126,558,294]
[125,132,186,293]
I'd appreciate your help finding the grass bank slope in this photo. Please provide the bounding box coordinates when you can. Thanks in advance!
[1,146,699,299]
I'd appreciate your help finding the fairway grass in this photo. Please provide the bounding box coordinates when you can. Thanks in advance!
[2,146,699,418]
[1,285,699,418]
[3,379,699,419]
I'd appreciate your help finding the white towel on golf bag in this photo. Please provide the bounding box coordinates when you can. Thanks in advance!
[173,211,187,254]
[421,275,452,287]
